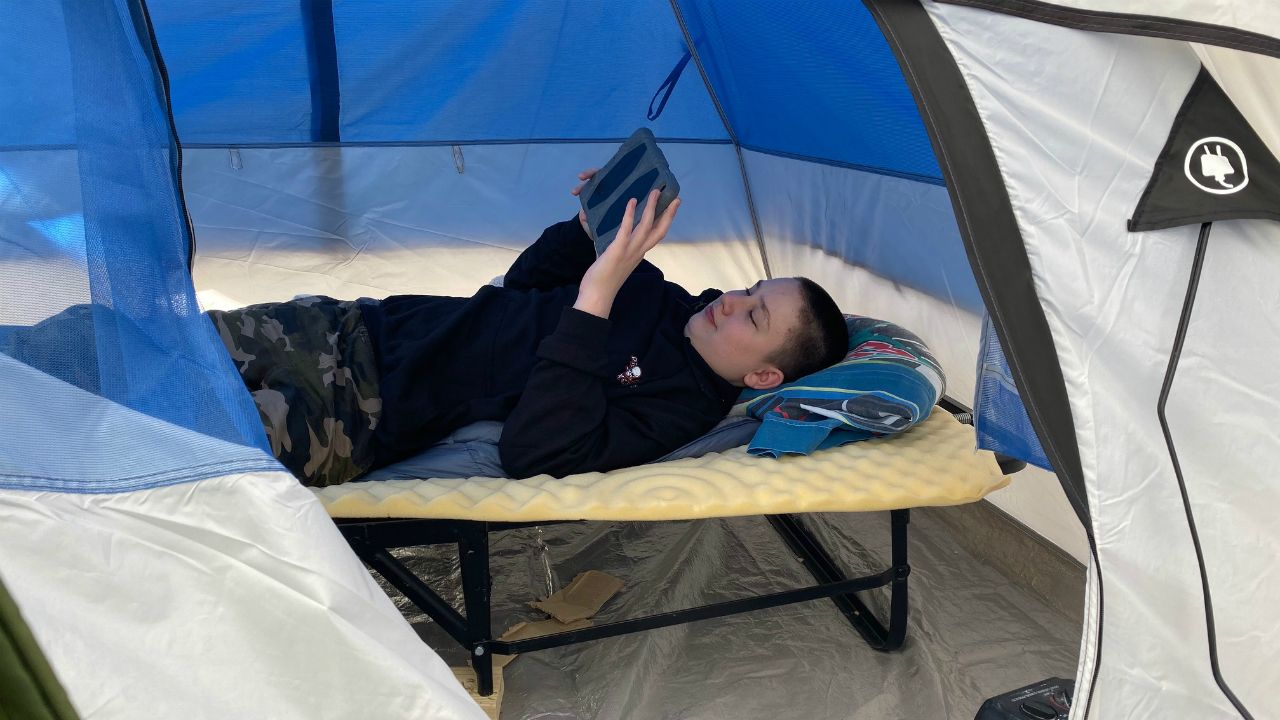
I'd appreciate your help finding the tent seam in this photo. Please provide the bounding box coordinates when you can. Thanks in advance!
[133,0,197,272]
[666,0,773,279]
[936,0,1280,58]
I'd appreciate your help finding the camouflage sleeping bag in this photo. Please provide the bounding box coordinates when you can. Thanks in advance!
[208,296,382,487]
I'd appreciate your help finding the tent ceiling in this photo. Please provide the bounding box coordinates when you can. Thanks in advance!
[139,1,941,185]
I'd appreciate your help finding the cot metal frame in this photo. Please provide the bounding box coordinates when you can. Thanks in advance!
[337,510,911,698]
[335,400,1021,698]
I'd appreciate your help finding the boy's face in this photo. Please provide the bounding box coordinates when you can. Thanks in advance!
[684,278,804,389]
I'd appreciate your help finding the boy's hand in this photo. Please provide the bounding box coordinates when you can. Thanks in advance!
[570,168,598,237]
[574,189,680,319]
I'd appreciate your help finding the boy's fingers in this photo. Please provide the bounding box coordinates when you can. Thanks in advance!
[571,169,598,195]
[642,200,678,252]
[636,189,660,232]
[617,198,638,243]
[649,198,680,247]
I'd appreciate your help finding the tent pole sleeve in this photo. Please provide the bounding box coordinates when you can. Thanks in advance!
[1156,223,1255,720]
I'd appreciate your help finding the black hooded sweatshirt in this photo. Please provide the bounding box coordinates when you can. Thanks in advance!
[358,216,739,479]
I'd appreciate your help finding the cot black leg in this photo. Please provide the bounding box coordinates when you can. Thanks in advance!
[458,522,494,696]
[346,539,472,645]
[885,509,910,650]
[340,513,907,698]
[766,510,910,651]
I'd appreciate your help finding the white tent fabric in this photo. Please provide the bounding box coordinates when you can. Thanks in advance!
[927,2,1279,716]
[0,355,486,719]
[1005,0,1280,40]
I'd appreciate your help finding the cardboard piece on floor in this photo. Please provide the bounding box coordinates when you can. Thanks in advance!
[492,618,593,669]
[530,570,624,623]
[451,665,504,720]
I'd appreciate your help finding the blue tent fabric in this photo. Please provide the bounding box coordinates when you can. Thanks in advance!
[744,152,983,313]
[148,0,937,180]
[148,1,728,144]
[974,314,1052,472]
[675,0,941,181]
[332,2,726,143]
[144,1,974,311]
[141,3,318,144]
[0,0,275,493]
[0,4,76,148]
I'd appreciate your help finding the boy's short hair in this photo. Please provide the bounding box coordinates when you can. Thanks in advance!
[771,277,848,383]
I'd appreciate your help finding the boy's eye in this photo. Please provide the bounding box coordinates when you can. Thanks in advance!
[749,310,757,328]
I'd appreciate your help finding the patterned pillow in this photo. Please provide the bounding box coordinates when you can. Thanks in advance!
[737,315,945,457]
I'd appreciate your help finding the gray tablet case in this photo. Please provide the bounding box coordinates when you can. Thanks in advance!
[578,128,680,255]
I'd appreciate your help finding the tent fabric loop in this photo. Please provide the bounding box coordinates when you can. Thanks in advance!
[647,51,692,121]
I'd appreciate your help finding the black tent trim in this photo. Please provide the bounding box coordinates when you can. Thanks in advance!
[861,1,1104,713]
[1158,224,1256,720]
[938,0,1280,59]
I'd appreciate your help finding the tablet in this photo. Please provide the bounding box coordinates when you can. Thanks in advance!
[578,127,681,255]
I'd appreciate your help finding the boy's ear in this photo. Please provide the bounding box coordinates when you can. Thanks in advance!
[743,365,784,390]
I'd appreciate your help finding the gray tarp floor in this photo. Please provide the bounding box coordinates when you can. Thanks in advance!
[381,506,1082,719]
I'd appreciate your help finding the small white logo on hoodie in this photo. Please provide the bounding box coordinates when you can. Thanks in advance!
[617,356,642,386]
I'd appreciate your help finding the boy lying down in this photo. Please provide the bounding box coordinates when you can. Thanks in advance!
[209,171,849,487]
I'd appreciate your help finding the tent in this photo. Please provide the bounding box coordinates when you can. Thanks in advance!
[1,0,1276,717]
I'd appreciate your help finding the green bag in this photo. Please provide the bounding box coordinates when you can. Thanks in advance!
[0,576,78,720]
